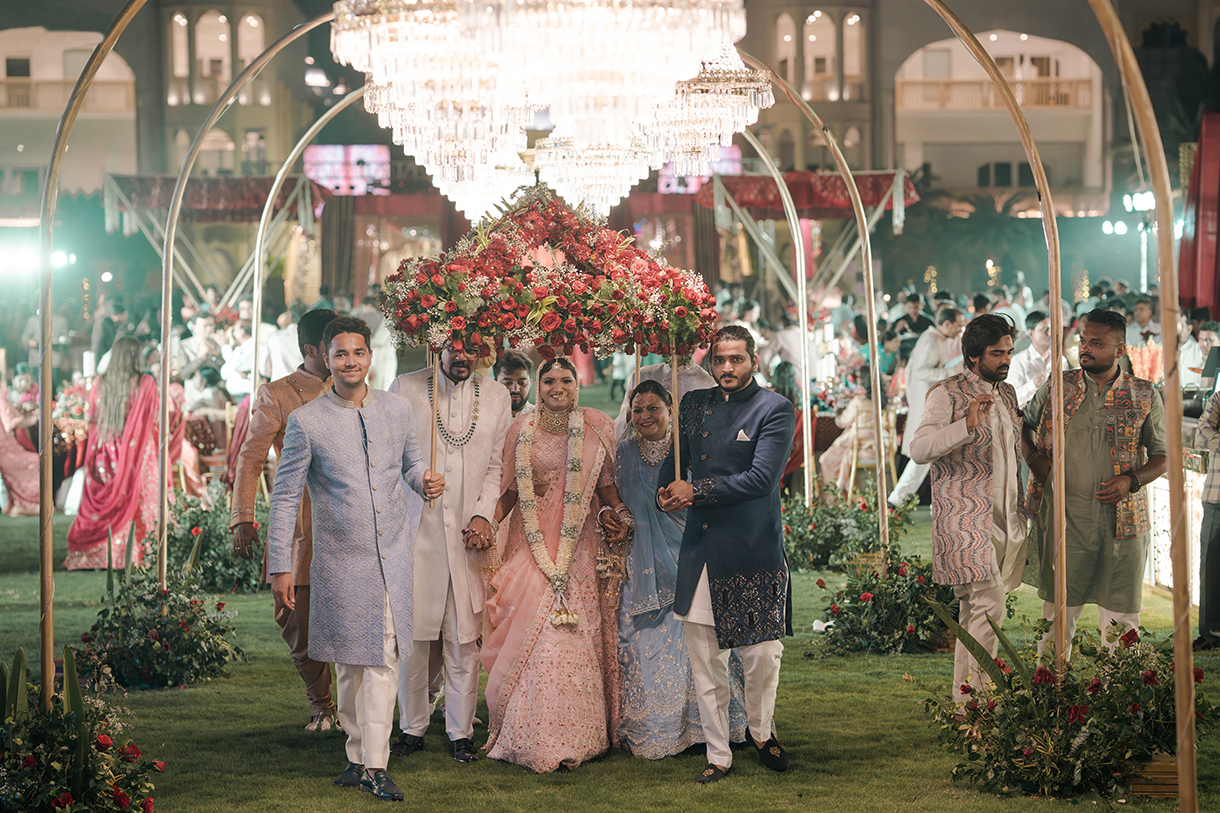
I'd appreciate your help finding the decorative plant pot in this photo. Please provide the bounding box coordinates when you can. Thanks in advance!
[1129,755,1178,798]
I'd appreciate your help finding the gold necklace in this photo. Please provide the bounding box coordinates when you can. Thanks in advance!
[538,404,574,435]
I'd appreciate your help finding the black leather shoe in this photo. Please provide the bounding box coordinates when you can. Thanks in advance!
[389,733,424,757]
[360,769,404,802]
[451,738,478,763]
[748,728,790,772]
[1194,635,1219,652]
[333,762,363,788]
[695,764,730,785]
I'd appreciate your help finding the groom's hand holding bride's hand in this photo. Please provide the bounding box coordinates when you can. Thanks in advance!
[423,470,445,500]
[463,516,495,550]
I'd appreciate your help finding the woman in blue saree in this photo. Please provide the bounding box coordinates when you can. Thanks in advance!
[615,379,746,758]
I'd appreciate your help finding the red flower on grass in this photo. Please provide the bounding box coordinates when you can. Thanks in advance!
[154,761,167,773]
[1067,705,1088,724]
[142,798,155,813]
[830,604,842,616]
[815,579,825,589]
[120,744,141,762]
[1195,667,1205,684]
[113,785,131,808]
[897,563,908,577]
[95,734,113,751]
[1032,666,1055,686]
[216,601,226,612]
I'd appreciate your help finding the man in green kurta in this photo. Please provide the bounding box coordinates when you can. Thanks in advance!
[1022,309,1167,647]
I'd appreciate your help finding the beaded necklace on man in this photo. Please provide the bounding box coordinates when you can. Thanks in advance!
[429,373,480,447]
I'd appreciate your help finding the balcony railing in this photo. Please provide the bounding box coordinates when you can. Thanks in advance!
[0,79,135,112]
[896,78,1093,110]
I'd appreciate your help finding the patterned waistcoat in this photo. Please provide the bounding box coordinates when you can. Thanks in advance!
[1024,368,1153,540]
[928,371,1022,585]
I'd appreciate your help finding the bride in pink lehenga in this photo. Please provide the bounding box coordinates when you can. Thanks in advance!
[482,356,632,772]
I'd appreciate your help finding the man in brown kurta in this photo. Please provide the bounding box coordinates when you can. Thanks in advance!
[230,308,338,729]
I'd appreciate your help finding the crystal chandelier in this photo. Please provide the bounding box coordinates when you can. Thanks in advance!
[461,0,746,148]
[649,43,775,177]
[534,130,655,216]
[434,156,536,222]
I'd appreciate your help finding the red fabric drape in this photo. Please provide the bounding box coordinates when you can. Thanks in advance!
[692,171,920,220]
[106,176,334,224]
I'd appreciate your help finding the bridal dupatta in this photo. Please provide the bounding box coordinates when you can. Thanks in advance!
[481,407,621,772]
[65,375,180,570]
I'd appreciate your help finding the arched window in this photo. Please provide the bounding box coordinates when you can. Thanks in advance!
[802,10,836,101]
[776,13,797,86]
[842,10,866,101]
[237,14,267,105]
[167,12,189,106]
[194,10,231,105]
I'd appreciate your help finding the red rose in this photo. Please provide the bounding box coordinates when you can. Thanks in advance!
[112,785,131,808]
[502,298,517,311]
[674,306,688,318]
[960,684,974,695]
[906,624,915,635]
[252,521,259,529]
[154,761,167,773]
[444,301,458,313]
[571,281,588,295]
[588,319,602,333]
[1195,667,1205,684]
[95,734,113,751]
[21,755,34,769]
[611,289,625,301]
[563,318,578,334]
[1032,666,1055,686]
[190,526,201,537]
[120,744,141,762]
[142,799,154,813]
[1022,747,1034,759]
[431,274,445,286]
[216,602,226,611]
[148,629,159,640]
[516,305,529,318]
[816,578,825,589]
[1067,704,1088,724]
[415,271,428,285]
[916,575,924,584]
[567,301,581,315]
[1142,669,1159,686]
[532,285,549,298]
[52,792,74,809]
[1130,702,1141,714]
[538,345,556,360]
[897,564,908,577]
[451,317,467,331]
[1119,628,1139,649]
[457,283,466,293]
[783,525,790,534]
[611,328,627,343]
[1087,678,1101,695]
[420,294,438,309]
[162,642,170,651]
[858,499,868,511]
[830,603,842,616]
[859,593,874,602]
[986,698,996,711]
[539,312,562,333]
[808,521,816,529]
[81,632,93,644]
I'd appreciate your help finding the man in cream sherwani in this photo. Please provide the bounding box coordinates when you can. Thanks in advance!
[389,342,511,763]
[268,315,444,801]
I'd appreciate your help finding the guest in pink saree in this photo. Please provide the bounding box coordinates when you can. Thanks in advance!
[65,338,178,569]
[0,395,39,516]
[482,356,632,772]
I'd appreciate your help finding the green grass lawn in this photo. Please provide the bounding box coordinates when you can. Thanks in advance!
[3,384,1218,811]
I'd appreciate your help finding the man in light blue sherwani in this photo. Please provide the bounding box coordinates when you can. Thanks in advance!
[269,315,444,802]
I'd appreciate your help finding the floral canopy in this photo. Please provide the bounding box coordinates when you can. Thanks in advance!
[379,185,718,359]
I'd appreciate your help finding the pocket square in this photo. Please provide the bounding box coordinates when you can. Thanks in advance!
[735,429,751,441]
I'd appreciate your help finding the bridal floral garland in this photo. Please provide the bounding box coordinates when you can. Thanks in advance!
[379,184,717,359]
[516,407,585,627]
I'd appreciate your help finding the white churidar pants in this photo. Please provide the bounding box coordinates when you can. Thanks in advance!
[682,620,783,769]
[888,459,930,506]
[952,580,1008,704]
[1038,601,1140,657]
[335,591,400,770]
[399,581,480,740]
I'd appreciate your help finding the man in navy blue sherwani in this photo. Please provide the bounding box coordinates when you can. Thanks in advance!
[658,325,796,785]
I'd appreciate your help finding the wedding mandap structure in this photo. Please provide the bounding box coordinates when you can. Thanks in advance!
[26,0,1203,807]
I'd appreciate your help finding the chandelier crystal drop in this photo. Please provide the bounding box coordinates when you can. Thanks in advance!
[534,130,656,217]
[649,43,775,176]
[433,156,536,222]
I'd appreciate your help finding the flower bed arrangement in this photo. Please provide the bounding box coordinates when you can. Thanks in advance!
[1,648,163,812]
[76,566,243,691]
[379,185,717,360]
[814,551,971,655]
[781,480,916,571]
[164,483,267,595]
[923,611,1220,799]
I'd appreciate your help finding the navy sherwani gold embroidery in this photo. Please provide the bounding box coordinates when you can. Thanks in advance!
[658,380,796,649]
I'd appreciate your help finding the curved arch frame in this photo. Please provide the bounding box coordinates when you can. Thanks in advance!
[155,11,337,589]
[1086,2,1195,807]
[249,85,369,409]
[739,48,891,564]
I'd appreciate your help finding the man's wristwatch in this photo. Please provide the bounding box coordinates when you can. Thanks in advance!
[1124,468,1142,494]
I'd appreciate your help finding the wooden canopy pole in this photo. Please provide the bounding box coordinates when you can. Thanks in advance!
[35,0,151,707]
[1086,2,1196,808]
[671,338,681,483]
[919,0,1067,672]
[430,351,440,507]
